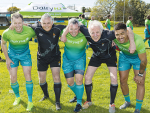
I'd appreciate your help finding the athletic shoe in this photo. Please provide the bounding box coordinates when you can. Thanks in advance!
[109,103,115,113]
[134,109,140,113]
[119,101,131,109]
[26,101,33,111]
[74,103,82,112]
[69,96,77,103]
[82,101,92,109]
[39,96,49,102]
[56,102,61,110]
[13,97,21,106]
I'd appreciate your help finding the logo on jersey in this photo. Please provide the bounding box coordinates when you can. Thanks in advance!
[88,42,92,44]
[53,33,56,38]
[39,33,43,36]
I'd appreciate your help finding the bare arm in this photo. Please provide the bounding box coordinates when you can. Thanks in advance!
[1,38,14,70]
[127,27,136,54]
[134,53,147,83]
[60,25,69,42]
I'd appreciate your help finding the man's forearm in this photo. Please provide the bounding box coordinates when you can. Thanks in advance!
[2,43,9,60]
[139,60,147,74]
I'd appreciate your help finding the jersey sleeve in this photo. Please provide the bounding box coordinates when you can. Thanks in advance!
[107,30,116,41]
[79,25,91,41]
[28,24,37,31]
[136,40,146,54]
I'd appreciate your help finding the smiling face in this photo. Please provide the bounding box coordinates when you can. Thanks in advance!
[89,25,102,42]
[115,29,128,43]
[41,17,53,31]
[12,17,23,33]
[68,23,79,37]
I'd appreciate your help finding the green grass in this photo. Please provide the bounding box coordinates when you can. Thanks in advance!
[0,26,150,113]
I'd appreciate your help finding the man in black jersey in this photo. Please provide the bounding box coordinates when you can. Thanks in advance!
[61,20,135,113]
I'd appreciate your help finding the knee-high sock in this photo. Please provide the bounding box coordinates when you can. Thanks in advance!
[136,99,143,111]
[68,82,76,95]
[11,81,20,98]
[76,84,84,105]
[110,84,118,104]
[143,39,146,43]
[40,82,49,97]
[85,83,92,101]
[26,80,33,102]
[54,82,61,103]
[124,93,130,102]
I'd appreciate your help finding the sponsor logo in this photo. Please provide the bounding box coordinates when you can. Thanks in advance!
[39,33,43,36]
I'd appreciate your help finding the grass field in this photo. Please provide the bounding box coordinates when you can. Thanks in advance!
[0,26,150,113]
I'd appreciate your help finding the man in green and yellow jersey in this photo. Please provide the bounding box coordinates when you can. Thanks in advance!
[114,23,147,113]
[143,15,150,47]
[105,14,111,30]
[1,13,36,111]
[126,16,133,30]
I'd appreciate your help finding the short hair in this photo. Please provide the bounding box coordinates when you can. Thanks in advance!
[41,13,53,23]
[114,23,127,31]
[147,15,150,20]
[128,16,132,20]
[107,14,111,18]
[79,14,82,17]
[81,14,85,18]
[11,13,23,22]
[88,20,103,33]
[68,18,80,27]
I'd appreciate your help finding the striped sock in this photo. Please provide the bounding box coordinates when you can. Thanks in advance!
[136,99,143,111]
[124,93,130,102]
[11,82,20,98]
[26,80,33,102]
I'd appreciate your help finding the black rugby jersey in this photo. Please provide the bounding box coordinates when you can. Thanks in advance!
[30,24,66,59]
[80,25,116,59]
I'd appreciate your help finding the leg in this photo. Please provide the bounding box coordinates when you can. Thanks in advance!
[108,67,118,104]
[83,66,98,109]
[38,71,49,100]
[119,70,131,109]
[22,66,33,111]
[9,67,21,106]
[51,67,62,110]
[134,70,146,111]
[75,73,84,105]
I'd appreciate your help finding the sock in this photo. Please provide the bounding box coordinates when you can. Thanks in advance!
[26,80,33,102]
[54,82,61,103]
[136,99,143,111]
[11,81,20,98]
[110,84,118,104]
[76,84,84,105]
[68,82,76,95]
[85,83,92,101]
[143,39,146,43]
[40,82,49,97]
[148,40,150,47]
[124,93,130,102]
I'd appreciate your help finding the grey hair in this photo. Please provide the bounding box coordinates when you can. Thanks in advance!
[68,18,80,27]
[41,13,53,23]
[11,13,23,22]
[88,20,103,33]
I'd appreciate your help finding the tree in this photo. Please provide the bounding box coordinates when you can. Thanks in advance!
[82,7,86,13]
[85,7,92,12]
[7,6,21,13]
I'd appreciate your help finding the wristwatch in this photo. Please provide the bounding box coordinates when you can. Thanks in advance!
[138,73,143,77]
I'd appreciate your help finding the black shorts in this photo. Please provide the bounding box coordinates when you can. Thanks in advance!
[37,55,61,71]
[88,54,117,67]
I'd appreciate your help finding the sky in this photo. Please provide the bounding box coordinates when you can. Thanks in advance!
[0,0,150,12]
